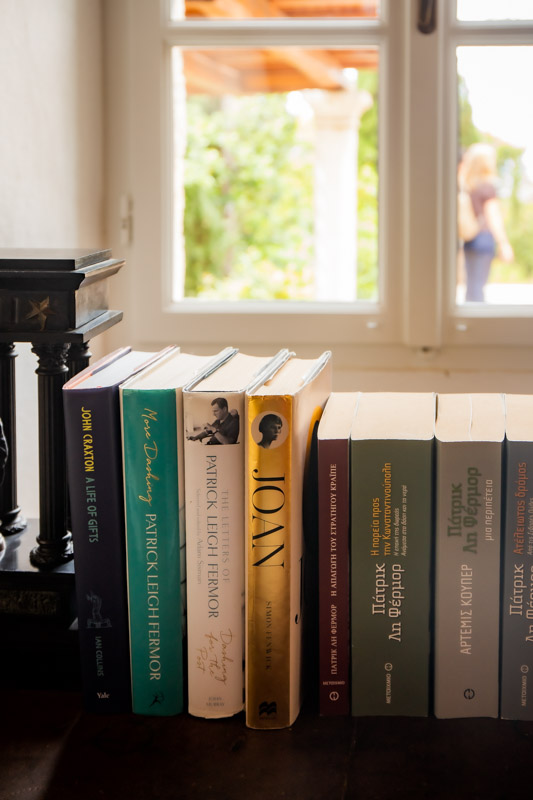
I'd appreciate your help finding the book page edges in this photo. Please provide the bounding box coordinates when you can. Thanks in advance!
[248,352,331,397]
[436,393,505,442]
[351,392,436,441]
[505,394,533,441]
[186,349,292,393]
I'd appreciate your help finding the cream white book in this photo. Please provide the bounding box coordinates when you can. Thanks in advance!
[183,349,290,718]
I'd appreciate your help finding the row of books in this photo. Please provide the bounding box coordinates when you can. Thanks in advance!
[63,345,332,728]
[64,345,533,726]
[319,391,533,721]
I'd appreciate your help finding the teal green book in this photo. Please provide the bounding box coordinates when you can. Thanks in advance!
[351,393,435,716]
[120,347,230,715]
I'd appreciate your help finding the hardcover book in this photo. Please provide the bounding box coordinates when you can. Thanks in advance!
[317,392,360,716]
[120,347,230,716]
[500,394,533,720]
[434,393,504,719]
[63,346,162,713]
[245,351,332,729]
[350,392,435,717]
[183,349,290,719]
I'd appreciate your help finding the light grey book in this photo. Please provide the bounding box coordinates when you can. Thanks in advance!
[434,393,504,718]
[500,395,533,720]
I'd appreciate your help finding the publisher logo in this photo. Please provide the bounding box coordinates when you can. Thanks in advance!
[329,691,340,702]
[259,701,277,717]
[464,688,475,700]
[150,691,165,708]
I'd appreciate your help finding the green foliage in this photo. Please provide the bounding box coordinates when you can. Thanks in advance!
[356,70,379,300]
[183,74,379,301]
[458,75,479,151]
[500,199,533,278]
[184,93,315,300]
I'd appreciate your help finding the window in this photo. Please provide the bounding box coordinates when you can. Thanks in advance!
[173,45,379,304]
[456,44,533,307]
[169,2,381,306]
[106,0,533,368]
[444,0,533,346]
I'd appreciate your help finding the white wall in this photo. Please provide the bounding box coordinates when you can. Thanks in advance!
[0,0,105,517]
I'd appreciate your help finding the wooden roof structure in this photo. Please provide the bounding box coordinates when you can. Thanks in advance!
[182,0,379,94]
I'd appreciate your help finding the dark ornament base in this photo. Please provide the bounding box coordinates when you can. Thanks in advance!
[0,519,76,627]
[30,532,74,570]
[0,508,27,536]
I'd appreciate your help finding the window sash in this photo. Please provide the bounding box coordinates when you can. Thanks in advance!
[106,0,533,358]
[443,3,533,345]
[153,0,401,349]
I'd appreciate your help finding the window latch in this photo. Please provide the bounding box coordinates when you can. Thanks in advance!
[418,0,437,34]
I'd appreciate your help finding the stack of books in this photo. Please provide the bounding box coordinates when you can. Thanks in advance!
[63,352,533,725]
[317,391,532,721]
[63,345,332,726]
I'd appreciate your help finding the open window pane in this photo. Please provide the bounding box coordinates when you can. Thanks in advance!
[172,46,379,303]
[457,0,533,22]
[456,46,533,305]
[171,0,380,21]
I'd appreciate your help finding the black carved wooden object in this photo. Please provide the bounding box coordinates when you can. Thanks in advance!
[0,342,25,537]
[0,249,123,596]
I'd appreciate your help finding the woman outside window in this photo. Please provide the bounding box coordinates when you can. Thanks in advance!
[460,143,514,302]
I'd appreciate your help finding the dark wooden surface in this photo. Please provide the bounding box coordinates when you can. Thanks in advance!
[1,683,532,800]
[0,248,112,271]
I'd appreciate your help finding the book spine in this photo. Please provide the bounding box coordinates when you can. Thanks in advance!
[500,441,533,720]
[434,441,501,718]
[318,437,350,715]
[121,389,184,716]
[351,440,433,716]
[64,387,132,713]
[245,394,294,729]
[183,391,245,718]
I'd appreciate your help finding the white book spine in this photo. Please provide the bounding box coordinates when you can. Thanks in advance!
[184,390,245,718]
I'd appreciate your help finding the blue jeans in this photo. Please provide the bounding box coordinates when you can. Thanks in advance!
[464,232,495,302]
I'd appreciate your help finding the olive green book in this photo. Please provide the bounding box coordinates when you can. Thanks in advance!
[500,394,533,720]
[351,393,435,716]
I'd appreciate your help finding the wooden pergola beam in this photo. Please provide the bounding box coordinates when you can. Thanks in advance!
[183,51,244,94]
[274,0,378,16]
[186,0,283,19]
[184,0,345,89]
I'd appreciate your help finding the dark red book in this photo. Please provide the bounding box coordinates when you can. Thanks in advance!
[317,392,359,715]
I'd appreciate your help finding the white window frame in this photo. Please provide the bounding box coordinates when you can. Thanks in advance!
[442,3,533,347]
[104,0,533,372]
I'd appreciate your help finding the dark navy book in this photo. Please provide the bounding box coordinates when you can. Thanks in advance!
[63,346,163,713]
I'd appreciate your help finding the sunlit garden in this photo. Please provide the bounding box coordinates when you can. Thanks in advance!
[182,70,378,302]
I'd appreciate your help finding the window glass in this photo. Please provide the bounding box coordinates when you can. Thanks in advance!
[171,0,380,21]
[172,46,379,303]
[457,0,533,21]
[456,46,533,305]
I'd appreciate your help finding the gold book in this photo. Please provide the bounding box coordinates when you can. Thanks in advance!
[245,351,332,729]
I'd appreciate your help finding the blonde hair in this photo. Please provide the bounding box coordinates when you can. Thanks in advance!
[462,143,497,191]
